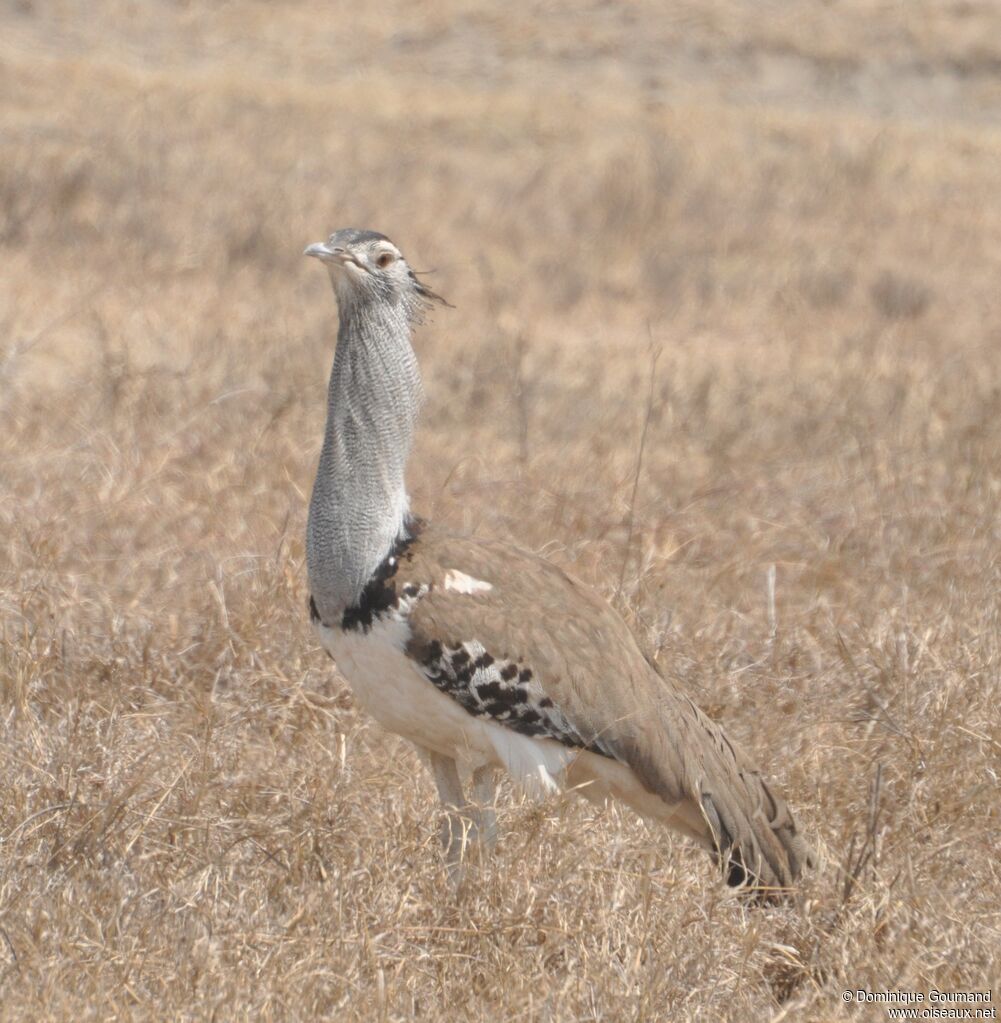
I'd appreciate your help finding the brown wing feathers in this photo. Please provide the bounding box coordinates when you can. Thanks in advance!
[396,527,812,891]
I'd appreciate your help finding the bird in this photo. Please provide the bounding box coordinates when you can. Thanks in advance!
[303,228,813,896]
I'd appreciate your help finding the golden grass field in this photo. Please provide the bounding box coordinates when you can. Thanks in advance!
[2,2,1001,1019]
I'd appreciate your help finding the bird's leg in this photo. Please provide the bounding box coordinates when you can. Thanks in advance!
[471,765,498,850]
[425,750,476,883]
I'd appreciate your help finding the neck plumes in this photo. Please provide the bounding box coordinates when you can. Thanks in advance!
[307,296,423,623]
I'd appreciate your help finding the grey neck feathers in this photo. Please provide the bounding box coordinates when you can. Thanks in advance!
[307,294,423,622]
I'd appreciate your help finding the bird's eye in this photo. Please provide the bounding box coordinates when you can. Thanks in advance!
[376,252,396,269]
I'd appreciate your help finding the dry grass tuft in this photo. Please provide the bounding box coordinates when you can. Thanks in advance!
[1,3,1000,1019]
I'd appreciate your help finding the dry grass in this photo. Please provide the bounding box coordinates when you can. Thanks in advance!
[2,3,1001,1020]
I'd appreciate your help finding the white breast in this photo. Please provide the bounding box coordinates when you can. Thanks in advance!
[315,616,575,795]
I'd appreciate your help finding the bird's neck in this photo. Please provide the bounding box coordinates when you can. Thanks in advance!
[307,299,423,623]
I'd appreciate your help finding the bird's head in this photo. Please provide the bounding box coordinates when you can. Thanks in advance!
[304,228,448,315]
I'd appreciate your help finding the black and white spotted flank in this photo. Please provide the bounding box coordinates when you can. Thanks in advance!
[417,638,614,757]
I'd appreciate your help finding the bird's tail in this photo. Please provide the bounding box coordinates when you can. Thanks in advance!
[680,699,814,896]
[622,689,814,899]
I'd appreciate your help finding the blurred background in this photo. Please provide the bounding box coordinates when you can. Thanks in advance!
[2,2,1000,1020]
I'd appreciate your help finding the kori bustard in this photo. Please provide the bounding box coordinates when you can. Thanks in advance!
[304,228,812,895]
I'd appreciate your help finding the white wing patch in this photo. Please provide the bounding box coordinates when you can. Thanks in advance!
[443,570,493,595]
[484,726,572,798]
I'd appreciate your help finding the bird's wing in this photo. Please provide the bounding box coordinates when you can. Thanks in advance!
[398,527,812,890]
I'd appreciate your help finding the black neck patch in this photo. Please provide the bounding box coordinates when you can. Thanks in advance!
[338,519,423,633]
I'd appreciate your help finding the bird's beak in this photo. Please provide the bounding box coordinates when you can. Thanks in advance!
[304,243,366,274]
[304,242,340,262]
